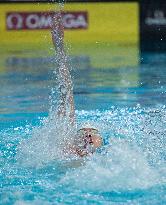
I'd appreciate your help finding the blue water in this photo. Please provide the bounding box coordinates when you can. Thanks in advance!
[0,52,166,204]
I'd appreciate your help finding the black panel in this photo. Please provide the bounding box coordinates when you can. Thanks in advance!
[140,0,166,52]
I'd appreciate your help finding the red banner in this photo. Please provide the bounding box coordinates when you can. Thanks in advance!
[6,11,88,30]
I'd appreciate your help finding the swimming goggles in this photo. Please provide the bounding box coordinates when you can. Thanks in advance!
[77,128,100,137]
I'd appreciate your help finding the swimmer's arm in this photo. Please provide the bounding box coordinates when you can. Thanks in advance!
[51,11,75,124]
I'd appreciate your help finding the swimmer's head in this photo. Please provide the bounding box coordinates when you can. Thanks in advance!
[74,127,102,157]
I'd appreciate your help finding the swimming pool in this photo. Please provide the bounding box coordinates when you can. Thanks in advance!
[0,50,165,204]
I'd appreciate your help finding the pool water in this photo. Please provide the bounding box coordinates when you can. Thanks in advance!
[0,51,166,205]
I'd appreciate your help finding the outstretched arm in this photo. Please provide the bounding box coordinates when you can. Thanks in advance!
[51,11,75,125]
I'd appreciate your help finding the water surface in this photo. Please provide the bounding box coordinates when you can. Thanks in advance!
[0,50,166,204]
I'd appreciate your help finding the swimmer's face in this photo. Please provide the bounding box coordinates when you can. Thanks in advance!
[75,128,102,156]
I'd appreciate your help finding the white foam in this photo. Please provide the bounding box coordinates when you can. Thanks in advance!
[60,138,160,192]
[16,115,76,167]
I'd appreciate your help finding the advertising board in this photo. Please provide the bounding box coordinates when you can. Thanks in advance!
[0,2,139,68]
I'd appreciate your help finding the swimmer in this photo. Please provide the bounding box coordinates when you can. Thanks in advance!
[51,11,103,157]
[64,128,103,157]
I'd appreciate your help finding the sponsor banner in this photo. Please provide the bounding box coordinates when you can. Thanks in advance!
[0,3,138,68]
[0,3,138,44]
[6,11,88,30]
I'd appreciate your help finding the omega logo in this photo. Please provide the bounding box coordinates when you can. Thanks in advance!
[6,12,88,30]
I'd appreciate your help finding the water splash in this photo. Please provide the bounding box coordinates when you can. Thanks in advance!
[14,107,165,187]
[1,107,166,204]
[16,115,76,167]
